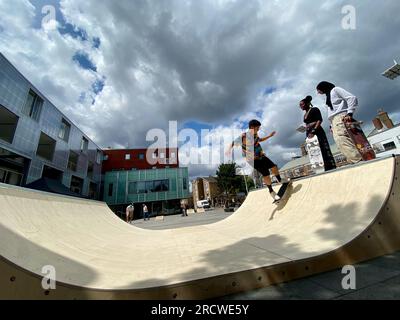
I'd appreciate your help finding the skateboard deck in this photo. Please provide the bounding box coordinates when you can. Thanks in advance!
[343,120,376,161]
[306,135,325,172]
[273,181,292,204]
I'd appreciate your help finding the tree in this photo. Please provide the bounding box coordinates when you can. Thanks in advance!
[216,163,242,207]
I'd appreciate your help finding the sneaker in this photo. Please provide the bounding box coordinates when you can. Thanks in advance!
[270,191,281,201]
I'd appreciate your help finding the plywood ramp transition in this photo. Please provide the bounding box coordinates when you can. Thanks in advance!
[0,156,399,300]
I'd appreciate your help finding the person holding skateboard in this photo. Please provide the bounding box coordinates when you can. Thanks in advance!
[300,96,336,171]
[227,120,286,201]
[316,81,363,164]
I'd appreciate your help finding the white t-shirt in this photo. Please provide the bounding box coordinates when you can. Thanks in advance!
[143,206,148,213]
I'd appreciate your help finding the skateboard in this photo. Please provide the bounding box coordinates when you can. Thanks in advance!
[273,181,292,205]
[343,120,376,161]
[305,135,325,172]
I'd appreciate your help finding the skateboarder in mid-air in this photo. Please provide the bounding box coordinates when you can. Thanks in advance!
[227,120,287,202]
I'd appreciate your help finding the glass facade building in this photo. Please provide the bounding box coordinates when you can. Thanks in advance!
[104,167,190,217]
[0,53,102,199]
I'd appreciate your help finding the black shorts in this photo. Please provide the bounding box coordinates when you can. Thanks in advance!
[252,156,277,177]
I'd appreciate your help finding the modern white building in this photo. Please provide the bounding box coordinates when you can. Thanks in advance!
[368,125,400,158]
[367,109,399,157]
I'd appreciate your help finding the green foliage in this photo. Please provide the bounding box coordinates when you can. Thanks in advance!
[216,162,242,197]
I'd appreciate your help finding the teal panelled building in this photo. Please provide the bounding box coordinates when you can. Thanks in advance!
[104,167,189,218]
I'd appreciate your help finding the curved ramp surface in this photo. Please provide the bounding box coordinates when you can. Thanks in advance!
[1,156,400,299]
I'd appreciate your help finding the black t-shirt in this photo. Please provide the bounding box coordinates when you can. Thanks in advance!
[304,108,323,135]
[304,107,322,124]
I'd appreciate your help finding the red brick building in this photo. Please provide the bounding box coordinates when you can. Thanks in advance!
[102,148,179,173]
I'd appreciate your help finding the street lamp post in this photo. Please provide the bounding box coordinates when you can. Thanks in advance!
[236,166,249,195]
[243,173,249,195]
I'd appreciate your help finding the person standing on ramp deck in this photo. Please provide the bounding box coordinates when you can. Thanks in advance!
[299,95,337,172]
[316,81,363,164]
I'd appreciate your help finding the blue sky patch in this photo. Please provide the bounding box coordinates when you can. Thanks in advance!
[263,86,277,96]
[92,78,105,95]
[59,22,88,41]
[30,0,61,29]
[93,37,101,49]
[73,52,97,72]
[182,121,214,133]
[78,92,86,103]
[29,0,92,43]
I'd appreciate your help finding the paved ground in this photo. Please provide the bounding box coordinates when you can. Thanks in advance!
[131,208,234,230]
[136,209,400,300]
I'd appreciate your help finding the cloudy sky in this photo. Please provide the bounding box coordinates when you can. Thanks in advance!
[1,0,399,178]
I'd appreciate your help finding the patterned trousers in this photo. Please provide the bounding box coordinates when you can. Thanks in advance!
[331,113,363,164]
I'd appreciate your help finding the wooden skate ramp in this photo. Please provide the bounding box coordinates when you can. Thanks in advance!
[0,156,399,300]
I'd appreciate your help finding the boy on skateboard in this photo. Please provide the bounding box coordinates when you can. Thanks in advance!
[227,120,287,202]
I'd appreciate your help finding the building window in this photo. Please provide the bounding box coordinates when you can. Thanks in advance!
[125,154,131,160]
[155,180,169,192]
[383,141,396,152]
[96,150,102,164]
[128,182,136,194]
[36,132,56,161]
[80,137,89,153]
[89,182,97,199]
[160,152,165,159]
[87,161,94,179]
[0,105,19,144]
[170,152,176,158]
[372,143,385,154]
[70,175,84,195]
[58,118,71,142]
[131,180,169,194]
[68,151,79,172]
[108,184,113,197]
[23,89,43,121]
[137,182,147,194]
[0,168,23,186]
[138,153,145,160]
[146,181,154,192]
